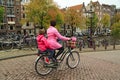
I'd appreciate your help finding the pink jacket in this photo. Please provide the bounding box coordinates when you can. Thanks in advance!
[47,26,70,49]
[36,34,50,51]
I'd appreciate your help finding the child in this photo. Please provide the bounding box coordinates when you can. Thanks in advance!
[36,27,54,63]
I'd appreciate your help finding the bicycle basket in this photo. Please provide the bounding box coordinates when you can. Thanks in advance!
[66,41,76,48]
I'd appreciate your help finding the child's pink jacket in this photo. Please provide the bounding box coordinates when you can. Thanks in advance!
[36,34,50,51]
[47,26,70,49]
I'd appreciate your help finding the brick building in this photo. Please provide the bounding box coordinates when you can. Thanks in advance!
[0,0,21,34]
[21,0,35,35]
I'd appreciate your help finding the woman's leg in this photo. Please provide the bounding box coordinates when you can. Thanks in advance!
[55,47,64,58]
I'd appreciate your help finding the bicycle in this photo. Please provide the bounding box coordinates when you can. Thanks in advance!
[35,40,80,76]
[1,35,14,50]
[12,36,37,51]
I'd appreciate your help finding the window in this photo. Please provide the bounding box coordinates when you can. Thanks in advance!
[22,0,25,2]
[0,25,4,29]
[7,17,15,22]
[7,0,14,6]
[96,6,99,9]
[0,0,2,4]
[26,21,29,26]
[23,6,25,11]
[29,30,31,33]
[8,25,14,30]
[16,8,19,14]
[23,13,25,18]
[76,10,79,12]
[16,17,20,22]
[7,8,14,15]
[10,25,13,30]
[0,0,4,5]
[83,9,84,12]
[16,0,20,5]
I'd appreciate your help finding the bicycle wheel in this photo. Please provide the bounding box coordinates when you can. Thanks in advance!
[29,41,37,51]
[1,40,13,50]
[66,51,80,69]
[35,55,53,76]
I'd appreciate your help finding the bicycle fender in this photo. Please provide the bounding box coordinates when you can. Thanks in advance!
[66,52,71,64]
[35,56,40,62]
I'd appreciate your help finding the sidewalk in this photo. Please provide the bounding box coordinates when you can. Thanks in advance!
[0,49,37,60]
[80,45,120,52]
[0,45,120,61]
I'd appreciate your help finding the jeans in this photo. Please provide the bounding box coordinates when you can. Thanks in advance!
[38,49,54,59]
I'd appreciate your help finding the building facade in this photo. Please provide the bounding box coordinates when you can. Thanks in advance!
[61,2,86,35]
[21,0,35,35]
[0,0,21,34]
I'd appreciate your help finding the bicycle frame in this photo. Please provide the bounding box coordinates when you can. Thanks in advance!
[57,47,72,62]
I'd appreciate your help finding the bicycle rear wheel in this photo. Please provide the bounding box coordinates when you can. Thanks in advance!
[35,55,53,76]
[1,40,13,50]
[28,39,37,51]
[66,51,80,69]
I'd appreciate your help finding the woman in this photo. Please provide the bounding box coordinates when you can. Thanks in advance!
[47,20,71,61]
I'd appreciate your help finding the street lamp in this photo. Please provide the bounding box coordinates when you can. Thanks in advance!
[86,1,94,48]
[89,4,94,37]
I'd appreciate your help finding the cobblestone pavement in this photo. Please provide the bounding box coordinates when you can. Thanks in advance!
[0,49,37,60]
[0,50,120,80]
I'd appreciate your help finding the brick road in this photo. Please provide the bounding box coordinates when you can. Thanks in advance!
[0,50,120,80]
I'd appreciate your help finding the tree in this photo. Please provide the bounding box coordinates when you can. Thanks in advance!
[23,0,63,30]
[64,8,86,36]
[111,13,120,26]
[111,21,120,49]
[111,13,120,49]
[47,6,64,29]
[86,13,98,34]
[25,0,49,28]
[0,6,4,24]
[101,13,110,28]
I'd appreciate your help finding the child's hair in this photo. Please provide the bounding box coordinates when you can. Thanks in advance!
[39,27,45,34]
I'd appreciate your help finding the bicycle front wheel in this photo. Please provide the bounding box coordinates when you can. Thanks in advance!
[35,55,53,76]
[66,51,80,69]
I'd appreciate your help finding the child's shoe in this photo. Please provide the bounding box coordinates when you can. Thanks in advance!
[44,57,50,64]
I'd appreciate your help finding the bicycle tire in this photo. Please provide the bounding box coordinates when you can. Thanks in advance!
[66,51,80,69]
[29,43,37,51]
[27,39,37,51]
[1,40,13,50]
[35,55,53,76]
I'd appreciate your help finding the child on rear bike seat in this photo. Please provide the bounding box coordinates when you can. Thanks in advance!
[36,27,54,64]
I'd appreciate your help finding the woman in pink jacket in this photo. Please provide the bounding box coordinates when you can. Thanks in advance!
[47,20,71,61]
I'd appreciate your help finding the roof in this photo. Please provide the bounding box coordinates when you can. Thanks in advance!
[68,4,83,10]
[92,1,100,6]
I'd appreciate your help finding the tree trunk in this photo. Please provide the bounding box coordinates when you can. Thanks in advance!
[113,41,116,50]
[104,39,107,50]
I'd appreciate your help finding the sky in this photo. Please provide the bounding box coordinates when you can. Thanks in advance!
[53,0,120,9]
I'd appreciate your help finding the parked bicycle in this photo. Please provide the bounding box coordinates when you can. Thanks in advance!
[12,35,37,51]
[0,34,14,50]
[35,40,80,76]
[1,34,37,51]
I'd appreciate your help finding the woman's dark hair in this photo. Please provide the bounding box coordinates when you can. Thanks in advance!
[50,20,56,27]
